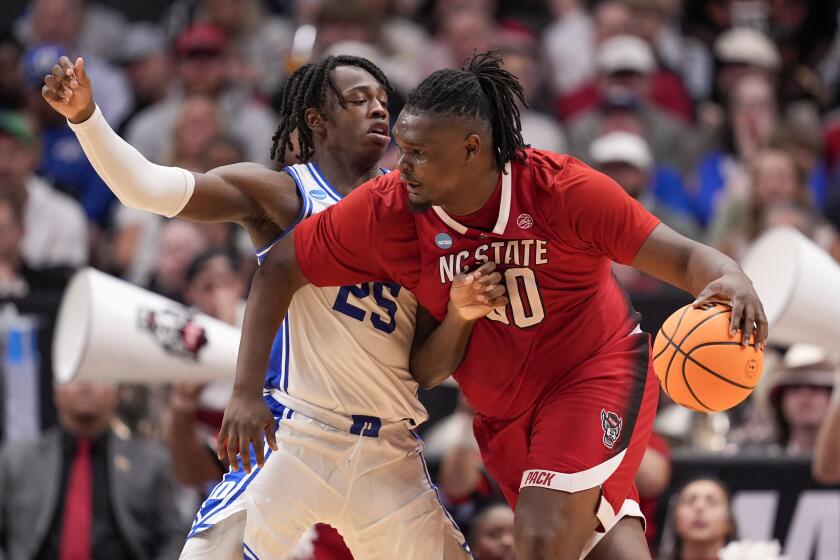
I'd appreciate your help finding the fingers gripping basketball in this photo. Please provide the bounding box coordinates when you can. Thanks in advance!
[653,302,765,412]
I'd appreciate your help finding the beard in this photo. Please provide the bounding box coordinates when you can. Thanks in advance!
[407,200,432,213]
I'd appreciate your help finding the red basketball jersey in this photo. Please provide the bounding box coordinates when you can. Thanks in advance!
[295,149,660,419]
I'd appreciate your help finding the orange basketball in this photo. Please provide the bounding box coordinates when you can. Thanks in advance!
[652,302,765,412]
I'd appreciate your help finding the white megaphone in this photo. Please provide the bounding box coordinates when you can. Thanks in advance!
[740,226,840,351]
[53,268,240,384]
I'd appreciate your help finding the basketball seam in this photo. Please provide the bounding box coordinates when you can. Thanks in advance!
[662,305,694,395]
[684,341,759,389]
[680,356,713,412]
[659,331,757,390]
[661,307,730,410]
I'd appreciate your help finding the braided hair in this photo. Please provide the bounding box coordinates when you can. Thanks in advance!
[270,55,393,163]
[404,50,528,171]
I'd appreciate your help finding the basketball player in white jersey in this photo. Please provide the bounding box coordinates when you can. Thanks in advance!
[43,55,507,559]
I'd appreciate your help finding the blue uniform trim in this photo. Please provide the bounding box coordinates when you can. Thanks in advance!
[254,168,312,265]
[307,162,344,202]
[350,415,383,438]
[243,543,261,560]
[188,404,297,539]
[264,321,286,391]
[187,445,274,537]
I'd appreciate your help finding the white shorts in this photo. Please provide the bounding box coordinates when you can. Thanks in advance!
[185,400,470,560]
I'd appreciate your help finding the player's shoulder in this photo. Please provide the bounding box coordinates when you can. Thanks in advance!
[519,148,603,194]
[355,169,413,215]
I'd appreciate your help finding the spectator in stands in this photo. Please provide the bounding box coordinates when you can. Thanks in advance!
[712,28,781,106]
[421,7,496,76]
[166,249,244,489]
[168,95,223,173]
[658,476,736,560]
[196,0,292,97]
[22,44,116,228]
[468,501,515,560]
[813,368,840,484]
[0,380,187,559]
[691,73,779,227]
[434,396,506,538]
[16,0,132,125]
[0,34,25,111]
[566,35,697,173]
[624,0,712,102]
[542,0,598,97]
[498,40,566,153]
[126,24,276,167]
[147,220,209,302]
[709,146,809,259]
[589,131,699,239]
[0,110,88,267]
[0,192,74,430]
[768,360,836,455]
[114,24,171,136]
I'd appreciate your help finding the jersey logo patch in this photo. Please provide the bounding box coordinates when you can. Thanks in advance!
[516,213,534,229]
[309,189,327,200]
[601,409,622,449]
[435,232,453,249]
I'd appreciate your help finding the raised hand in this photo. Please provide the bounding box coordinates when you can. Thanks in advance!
[447,261,508,323]
[41,56,96,124]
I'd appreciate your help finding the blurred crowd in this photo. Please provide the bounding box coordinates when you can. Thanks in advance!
[1,0,840,559]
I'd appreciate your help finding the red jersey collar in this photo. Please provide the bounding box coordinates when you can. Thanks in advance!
[431,162,512,236]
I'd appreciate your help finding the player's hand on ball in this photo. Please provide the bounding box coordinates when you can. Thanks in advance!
[448,261,508,322]
[40,56,96,124]
[693,271,768,350]
[217,391,278,473]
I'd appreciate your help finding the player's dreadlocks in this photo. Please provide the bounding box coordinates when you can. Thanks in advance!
[270,55,393,163]
[404,50,528,171]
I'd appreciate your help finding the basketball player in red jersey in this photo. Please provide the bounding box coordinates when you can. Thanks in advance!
[224,52,768,560]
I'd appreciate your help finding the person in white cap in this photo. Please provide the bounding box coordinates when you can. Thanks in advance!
[568,35,699,173]
[590,131,699,239]
[713,27,781,102]
[768,359,836,455]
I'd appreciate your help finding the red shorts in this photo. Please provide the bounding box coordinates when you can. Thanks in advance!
[473,329,658,540]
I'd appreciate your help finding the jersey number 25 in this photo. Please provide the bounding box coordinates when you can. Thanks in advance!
[332,282,401,334]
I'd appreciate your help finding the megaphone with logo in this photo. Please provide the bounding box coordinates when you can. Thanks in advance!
[740,226,840,351]
[53,268,240,384]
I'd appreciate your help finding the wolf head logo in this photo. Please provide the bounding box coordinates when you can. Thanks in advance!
[601,409,623,449]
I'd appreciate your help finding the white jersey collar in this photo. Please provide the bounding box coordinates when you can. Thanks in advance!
[432,162,512,235]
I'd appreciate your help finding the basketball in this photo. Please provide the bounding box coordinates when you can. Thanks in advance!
[652,302,765,412]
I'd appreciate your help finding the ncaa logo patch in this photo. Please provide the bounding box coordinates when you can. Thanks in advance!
[310,189,327,200]
[435,233,453,249]
[516,213,534,229]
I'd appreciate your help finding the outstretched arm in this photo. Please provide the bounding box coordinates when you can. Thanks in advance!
[631,223,768,348]
[216,232,309,473]
[42,56,299,245]
[410,262,508,389]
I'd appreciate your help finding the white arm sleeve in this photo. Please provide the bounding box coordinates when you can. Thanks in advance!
[67,105,195,218]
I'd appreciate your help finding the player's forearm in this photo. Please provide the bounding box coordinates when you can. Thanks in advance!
[633,224,744,297]
[683,243,745,297]
[233,235,306,396]
[410,309,476,389]
[813,397,840,484]
[67,104,195,217]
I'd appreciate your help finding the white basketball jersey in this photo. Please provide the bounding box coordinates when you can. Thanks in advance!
[258,163,425,427]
